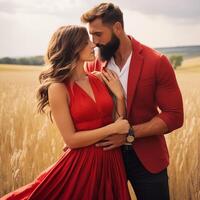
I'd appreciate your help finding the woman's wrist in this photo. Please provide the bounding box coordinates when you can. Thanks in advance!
[106,123,116,135]
[116,95,125,101]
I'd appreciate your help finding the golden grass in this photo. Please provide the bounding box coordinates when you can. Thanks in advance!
[165,75,200,200]
[177,56,200,73]
[0,67,64,195]
[0,64,42,71]
[0,60,199,199]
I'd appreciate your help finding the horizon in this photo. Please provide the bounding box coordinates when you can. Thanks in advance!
[1,44,200,59]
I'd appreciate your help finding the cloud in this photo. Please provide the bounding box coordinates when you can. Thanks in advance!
[123,9,200,48]
[113,0,200,20]
[0,0,199,57]
[1,0,199,21]
[0,0,17,13]
[0,0,99,16]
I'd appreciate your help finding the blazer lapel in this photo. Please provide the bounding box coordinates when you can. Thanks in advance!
[127,37,144,117]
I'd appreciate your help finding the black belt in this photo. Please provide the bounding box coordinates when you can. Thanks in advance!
[121,144,133,151]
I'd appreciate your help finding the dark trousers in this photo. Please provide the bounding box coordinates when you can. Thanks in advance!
[122,147,170,200]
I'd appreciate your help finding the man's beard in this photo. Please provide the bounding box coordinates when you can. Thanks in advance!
[97,33,120,62]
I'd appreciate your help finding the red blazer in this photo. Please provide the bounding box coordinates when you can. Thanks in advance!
[85,36,184,173]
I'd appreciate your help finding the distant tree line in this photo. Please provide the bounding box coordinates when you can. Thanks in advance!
[169,55,183,69]
[0,54,183,69]
[0,56,44,66]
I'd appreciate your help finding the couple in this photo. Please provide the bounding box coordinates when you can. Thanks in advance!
[2,2,183,200]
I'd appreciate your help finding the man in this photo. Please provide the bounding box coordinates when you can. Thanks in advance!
[81,3,183,200]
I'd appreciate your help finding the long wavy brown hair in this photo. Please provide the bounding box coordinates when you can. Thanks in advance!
[37,25,89,114]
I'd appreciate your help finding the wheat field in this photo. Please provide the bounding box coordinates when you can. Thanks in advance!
[0,58,199,199]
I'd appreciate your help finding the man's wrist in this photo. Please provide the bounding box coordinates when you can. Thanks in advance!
[125,126,135,143]
[130,126,136,137]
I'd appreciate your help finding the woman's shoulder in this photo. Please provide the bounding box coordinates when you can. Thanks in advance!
[48,82,68,99]
[49,82,66,92]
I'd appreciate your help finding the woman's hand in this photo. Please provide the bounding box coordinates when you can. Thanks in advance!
[112,117,130,135]
[101,69,124,100]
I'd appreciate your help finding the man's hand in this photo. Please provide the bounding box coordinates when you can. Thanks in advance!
[96,134,127,151]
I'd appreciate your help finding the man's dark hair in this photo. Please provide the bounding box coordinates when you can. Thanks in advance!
[81,3,124,28]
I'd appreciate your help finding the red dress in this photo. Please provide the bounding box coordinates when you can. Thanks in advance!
[1,74,131,200]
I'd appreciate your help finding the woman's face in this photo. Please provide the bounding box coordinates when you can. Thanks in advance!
[79,40,96,62]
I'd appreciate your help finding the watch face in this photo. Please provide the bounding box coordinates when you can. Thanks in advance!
[127,135,135,143]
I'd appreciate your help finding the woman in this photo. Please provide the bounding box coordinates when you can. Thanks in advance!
[1,25,131,200]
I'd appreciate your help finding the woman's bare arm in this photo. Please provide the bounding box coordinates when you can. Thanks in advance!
[101,69,126,119]
[48,83,129,149]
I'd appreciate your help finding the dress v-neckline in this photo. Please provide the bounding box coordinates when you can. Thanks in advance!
[74,75,97,105]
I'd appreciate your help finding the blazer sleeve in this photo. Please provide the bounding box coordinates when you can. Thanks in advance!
[155,55,184,132]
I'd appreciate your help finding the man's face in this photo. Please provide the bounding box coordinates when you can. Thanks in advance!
[89,18,120,61]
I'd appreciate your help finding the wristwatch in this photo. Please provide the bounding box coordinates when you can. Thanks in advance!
[126,126,135,143]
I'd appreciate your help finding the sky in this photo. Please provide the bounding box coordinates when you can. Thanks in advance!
[0,0,200,57]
